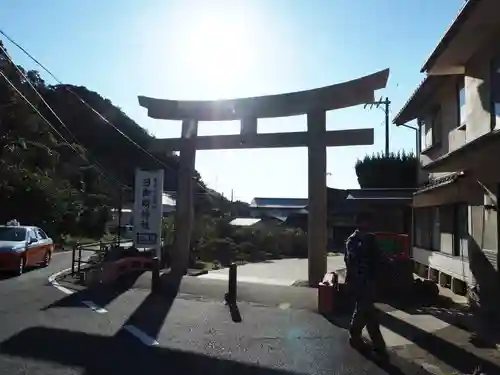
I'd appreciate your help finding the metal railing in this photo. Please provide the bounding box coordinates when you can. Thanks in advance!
[71,238,122,276]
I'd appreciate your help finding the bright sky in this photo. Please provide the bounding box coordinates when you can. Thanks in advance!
[2,0,464,202]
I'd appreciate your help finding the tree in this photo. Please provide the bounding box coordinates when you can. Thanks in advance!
[355,150,418,189]
[0,39,221,240]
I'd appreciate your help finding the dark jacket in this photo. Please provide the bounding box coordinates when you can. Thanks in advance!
[345,229,380,284]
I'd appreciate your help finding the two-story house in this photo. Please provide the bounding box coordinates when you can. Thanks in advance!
[393,0,500,309]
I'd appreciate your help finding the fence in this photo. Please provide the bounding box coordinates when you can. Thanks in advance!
[71,239,121,276]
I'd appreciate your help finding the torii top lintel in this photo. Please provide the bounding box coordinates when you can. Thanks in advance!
[138,69,389,121]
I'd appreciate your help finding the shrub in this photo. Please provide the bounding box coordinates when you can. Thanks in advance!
[189,215,309,264]
[197,237,237,267]
[238,241,257,255]
[191,261,207,270]
[234,252,249,263]
[355,150,418,189]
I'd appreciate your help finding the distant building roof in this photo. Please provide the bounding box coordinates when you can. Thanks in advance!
[111,208,133,213]
[119,193,175,213]
[345,189,414,200]
[249,189,413,217]
[250,197,308,209]
[327,188,414,213]
[162,193,176,206]
[259,213,292,222]
[229,218,262,227]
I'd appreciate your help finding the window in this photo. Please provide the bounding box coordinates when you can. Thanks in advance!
[419,107,442,151]
[431,207,441,251]
[414,208,431,249]
[414,204,469,256]
[458,78,466,126]
[454,204,468,258]
[414,209,423,247]
[0,227,26,242]
[36,228,48,240]
[491,58,500,124]
[413,207,440,251]
[28,229,38,243]
[418,118,426,153]
[431,107,443,145]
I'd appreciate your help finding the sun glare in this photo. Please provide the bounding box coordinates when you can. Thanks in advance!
[178,10,257,97]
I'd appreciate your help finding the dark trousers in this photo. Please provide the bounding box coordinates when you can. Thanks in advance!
[349,282,386,350]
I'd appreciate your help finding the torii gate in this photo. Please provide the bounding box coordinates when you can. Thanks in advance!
[139,68,389,286]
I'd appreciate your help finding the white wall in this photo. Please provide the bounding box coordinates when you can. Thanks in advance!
[412,246,473,283]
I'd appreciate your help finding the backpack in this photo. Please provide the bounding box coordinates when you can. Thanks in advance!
[345,231,379,281]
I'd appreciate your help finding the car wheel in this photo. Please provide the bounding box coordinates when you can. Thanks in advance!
[42,251,51,267]
[17,255,26,276]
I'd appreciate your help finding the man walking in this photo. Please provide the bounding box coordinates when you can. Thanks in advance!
[345,212,387,356]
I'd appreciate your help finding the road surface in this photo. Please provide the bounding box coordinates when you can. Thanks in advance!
[198,256,346,286]
[0,250,423,375]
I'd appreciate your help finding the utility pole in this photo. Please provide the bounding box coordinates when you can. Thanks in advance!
[230,189,234,217]
[364,97,391,157]
[116,187,123,245]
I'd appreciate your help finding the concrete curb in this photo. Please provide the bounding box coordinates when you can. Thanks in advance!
[48,268,78,295]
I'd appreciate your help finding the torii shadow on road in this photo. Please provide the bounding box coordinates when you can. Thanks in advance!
[0,326,302,375]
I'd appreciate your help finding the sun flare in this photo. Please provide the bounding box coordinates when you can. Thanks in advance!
[179,10,256,96]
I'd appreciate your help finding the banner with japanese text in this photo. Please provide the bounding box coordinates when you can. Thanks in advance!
[133,169,164,253]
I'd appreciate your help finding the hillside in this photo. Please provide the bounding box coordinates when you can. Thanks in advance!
[42,84,201,194]
[0,40,228,238]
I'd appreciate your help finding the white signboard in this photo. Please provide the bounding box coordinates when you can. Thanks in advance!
[133,169,164,256]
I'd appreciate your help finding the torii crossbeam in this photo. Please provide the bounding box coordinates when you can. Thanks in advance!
[139,68,389,286]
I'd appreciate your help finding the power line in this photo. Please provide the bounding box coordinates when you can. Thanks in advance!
[0,69,128,190]
[0,29,215,197]
[0,44,129,190]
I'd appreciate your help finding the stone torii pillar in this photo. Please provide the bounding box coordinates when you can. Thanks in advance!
[139,68,389,286]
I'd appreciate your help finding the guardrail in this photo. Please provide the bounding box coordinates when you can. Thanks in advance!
[99,256,154,284]
[71,238,123,276]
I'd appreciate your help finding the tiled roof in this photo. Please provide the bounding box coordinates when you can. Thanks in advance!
[251,189,414,213]
[394,0,481,125]
[421,0,481,73]
[416,172,464,194]
[345,188,414,200]
[392,75,448,125]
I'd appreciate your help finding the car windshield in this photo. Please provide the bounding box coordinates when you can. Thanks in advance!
[0,227,27,242]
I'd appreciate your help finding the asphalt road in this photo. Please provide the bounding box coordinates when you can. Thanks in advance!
[0,250,428,375]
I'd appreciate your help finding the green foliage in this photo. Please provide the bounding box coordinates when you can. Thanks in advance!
[0,40,221,239]
[184,215,308,267]
[162,216,176,245]
[355,150,418,189]
[197,237,238,266]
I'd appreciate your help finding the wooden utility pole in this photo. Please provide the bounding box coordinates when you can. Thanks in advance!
[230,189,234,217]
[365,97,391,156]
[117,187,123,244]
